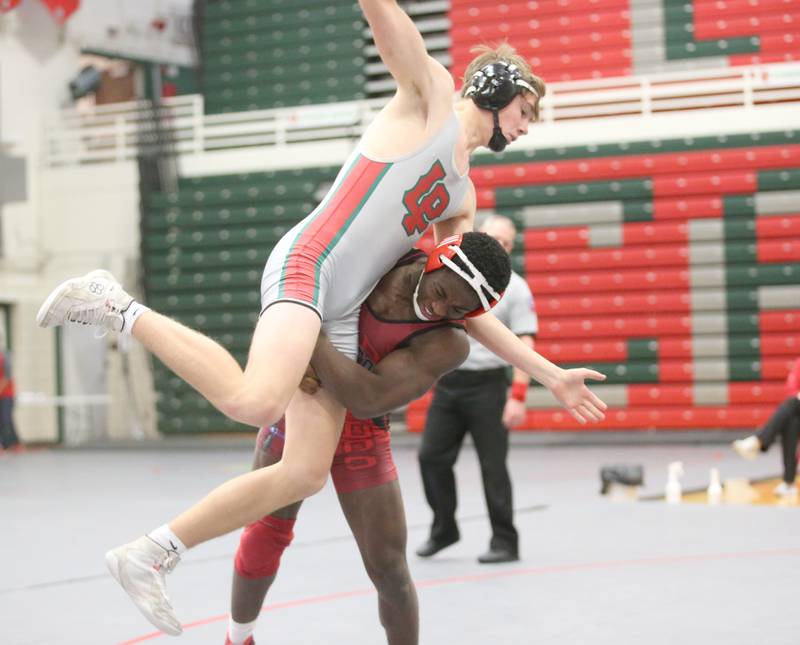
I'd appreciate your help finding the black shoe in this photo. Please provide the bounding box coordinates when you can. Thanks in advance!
[415,535,459,558]
[477,547,519,564]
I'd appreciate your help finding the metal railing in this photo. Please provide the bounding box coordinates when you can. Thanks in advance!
[43,62,800,166]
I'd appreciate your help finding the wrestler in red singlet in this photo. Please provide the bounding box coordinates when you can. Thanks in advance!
[254,249,465,494]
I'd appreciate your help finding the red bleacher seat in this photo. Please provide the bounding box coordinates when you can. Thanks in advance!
[523,227,591,251]
[450,0,629,20]
[694,11,800,40]
[529,267,689,294]
[757,238,800,263]
[728,381,794,404]
[523,405,775,430]
[470,146,800,188]
[449,0,632,82]
[623,222,689,245]
[537,339,628,362]
[762,357,800,379]
[407,402,777,433]
[652,339,693,359]
[756,214,800,239]
[760,310,800,332]
[651,196,723,220]
[537,313,693,339]
[729,52,798,65]
[525,245,688,274]
[536,292,691,317]
[627,385,694,406]
[475,188,495,209]
[760,334,800,355]
[652,170,757,198]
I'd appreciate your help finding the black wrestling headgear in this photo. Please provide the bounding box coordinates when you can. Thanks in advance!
[464,61,539,152]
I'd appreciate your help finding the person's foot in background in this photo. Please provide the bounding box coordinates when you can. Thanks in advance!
[732,435,761,460]
[773,481,798,499]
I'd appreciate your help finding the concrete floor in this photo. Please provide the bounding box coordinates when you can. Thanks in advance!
[2,439,798,645]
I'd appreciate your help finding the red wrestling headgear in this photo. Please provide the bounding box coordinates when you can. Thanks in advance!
[423,234,504,318]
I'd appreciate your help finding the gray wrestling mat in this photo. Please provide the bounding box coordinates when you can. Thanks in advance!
[2,440,797,644]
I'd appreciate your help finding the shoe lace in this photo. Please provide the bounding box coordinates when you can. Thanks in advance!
[161,550,180,574]
[66,291,125,334]
[66,301,110,326]
[144,536,182,574]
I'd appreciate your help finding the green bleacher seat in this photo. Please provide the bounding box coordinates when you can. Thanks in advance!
[199,1,366,112]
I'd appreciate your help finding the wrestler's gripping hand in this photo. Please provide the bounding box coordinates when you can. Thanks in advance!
[299,364,322,395]
[549,368,607,424]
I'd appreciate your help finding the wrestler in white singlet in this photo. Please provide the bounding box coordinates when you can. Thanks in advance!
[261,112,470,358]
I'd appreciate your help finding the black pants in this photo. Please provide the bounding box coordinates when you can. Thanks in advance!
[0,398,19,449]
[757,395,800,484]
[418,368,517,552]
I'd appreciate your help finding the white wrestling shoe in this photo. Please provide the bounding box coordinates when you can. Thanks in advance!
[36,269,134,333]
[732,435,761,460]
[105,536,183,636]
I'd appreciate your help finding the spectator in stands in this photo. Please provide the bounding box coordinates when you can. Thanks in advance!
[0,324,21,453]
[36,1,606,635]
[733,358,800,498]
[417,216,538,563]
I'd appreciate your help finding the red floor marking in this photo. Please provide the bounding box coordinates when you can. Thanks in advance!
[117,588,377,644]
[116,546,800,644]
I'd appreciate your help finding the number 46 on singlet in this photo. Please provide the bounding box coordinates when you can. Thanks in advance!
[401,160,451,236]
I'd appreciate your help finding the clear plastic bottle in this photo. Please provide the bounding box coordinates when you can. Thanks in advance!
[707,467,722,505]
[665,461,684,504]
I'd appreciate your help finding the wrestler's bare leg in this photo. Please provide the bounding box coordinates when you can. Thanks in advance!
[170,387,345,547]
[229,472,417,644]
[37,272,324,428]
[339,481,418,645]
[230,442,301,627]
[132,302,322,427]
[105,389,344,636]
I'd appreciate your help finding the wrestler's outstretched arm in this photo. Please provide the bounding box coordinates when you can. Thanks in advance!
[428,192,606,423]
[310,327,469,419]
[359,0,438,98]
[465,313,607,424]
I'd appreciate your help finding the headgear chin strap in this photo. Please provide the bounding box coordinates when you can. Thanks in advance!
[412,273,429,321]
[488,111,508,152]
[464,61,539,153]
[413,234,503,320]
